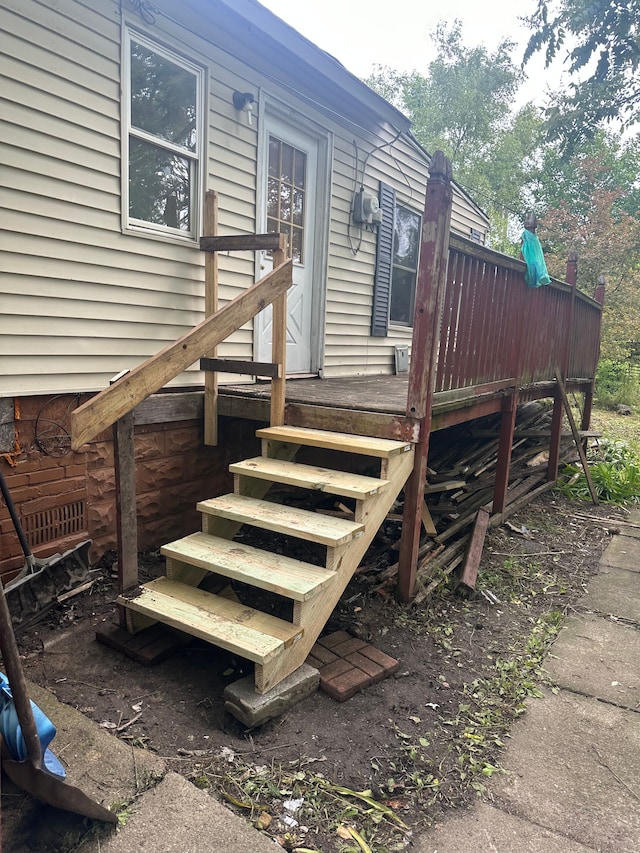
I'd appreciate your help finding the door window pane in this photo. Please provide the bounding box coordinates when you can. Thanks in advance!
[266,135,307,264]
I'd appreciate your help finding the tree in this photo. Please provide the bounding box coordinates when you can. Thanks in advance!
[367,22,543,251]
[536,148,640,361]
[524,0,640,150]
[529,130,640,219]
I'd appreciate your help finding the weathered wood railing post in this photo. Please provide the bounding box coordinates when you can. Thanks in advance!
[582,274,606,435]
[547,251,578,481]
[398,151,453,602]
[110,370,138,613]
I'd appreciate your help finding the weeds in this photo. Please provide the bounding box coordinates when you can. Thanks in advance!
[560,437,640,504]
[385,609,564,808]
[188,753,411,852]
[478,556,567,608]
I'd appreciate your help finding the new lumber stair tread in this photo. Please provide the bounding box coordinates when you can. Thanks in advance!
[230,457,390,499]
[257,425,412,458]
[118,577,302,663]
[162,531,333,601]
[197,493,365,546]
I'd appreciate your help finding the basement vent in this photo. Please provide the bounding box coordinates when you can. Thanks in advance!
[22,500,86,548]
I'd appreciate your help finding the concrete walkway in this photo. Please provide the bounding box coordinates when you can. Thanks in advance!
[3,511,639,852]
[417,508,640,853]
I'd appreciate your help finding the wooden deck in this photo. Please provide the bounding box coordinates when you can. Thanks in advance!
[218,373,592,442]
[70,153,605,604]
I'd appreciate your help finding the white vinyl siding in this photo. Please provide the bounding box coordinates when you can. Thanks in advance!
[0,0,260,397]
[0,0,490,397]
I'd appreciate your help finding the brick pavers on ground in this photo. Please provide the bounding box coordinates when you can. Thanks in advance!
[306,629,400,701]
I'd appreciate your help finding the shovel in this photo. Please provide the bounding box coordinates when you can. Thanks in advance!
[0,569,118,824]
[0,466,93,628]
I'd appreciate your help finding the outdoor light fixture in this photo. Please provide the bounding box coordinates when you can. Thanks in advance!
[232,91,255,125]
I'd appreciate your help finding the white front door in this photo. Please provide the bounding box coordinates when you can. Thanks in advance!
[256,117,321,374]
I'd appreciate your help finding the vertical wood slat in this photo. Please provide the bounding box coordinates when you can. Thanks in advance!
[270,234,288,427]
[581,275,606,442]
[456,256,479,388]
[475,261,495,385]
[399,151,453,603]
[204,190,219,446]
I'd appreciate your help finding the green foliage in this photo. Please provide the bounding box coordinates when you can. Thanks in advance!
[529,131,640,221]
[366,22,543,245]
[534,135,640,361]
[523,0,640,150]
[596,360,640,406]
[560,439,640,504]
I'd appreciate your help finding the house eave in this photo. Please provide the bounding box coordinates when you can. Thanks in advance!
[199,0,412,134]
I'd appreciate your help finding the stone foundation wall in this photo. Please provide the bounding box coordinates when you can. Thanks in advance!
[0,394,260,585]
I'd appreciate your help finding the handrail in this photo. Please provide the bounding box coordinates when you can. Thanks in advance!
[70,259,293,450]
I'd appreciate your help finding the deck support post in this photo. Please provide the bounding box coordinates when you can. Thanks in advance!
[547,392,564,481]
[398,151,453,603]
[492,392,518,514]
[113,412,138,622]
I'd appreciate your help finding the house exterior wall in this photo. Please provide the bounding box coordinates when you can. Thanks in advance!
[0,0,489,578]
[1,0,489,401]
[0,396,257,580]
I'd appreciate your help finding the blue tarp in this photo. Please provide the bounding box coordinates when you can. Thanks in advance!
[521,229,551,288]
[0,672,66,778]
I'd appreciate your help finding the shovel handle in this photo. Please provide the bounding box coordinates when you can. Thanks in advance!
[0,466,34,560]
[0,573,42,768]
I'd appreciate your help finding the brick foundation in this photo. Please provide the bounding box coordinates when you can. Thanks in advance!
[0,394,261,585]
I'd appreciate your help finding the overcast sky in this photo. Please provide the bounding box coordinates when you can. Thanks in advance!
[260,0,565,108]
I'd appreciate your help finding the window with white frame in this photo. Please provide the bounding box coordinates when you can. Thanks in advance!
[125,31,202,238]
[371,183,422,336]
[389,204,421,325]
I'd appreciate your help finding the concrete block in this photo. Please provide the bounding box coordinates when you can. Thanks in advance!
[492,688,640,851]
[600,535,640,573]
[416,802,594,853]
[581,565,640,623]
[546,614,640,706]
[223,664,319,727]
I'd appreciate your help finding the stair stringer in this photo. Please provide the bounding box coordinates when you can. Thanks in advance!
[254,448,414,693]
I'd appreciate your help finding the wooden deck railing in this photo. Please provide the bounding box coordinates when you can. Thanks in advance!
[436,236,603,395]
[399,151,604,601]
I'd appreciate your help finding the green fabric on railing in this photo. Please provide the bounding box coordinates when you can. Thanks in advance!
[521,229,551,288]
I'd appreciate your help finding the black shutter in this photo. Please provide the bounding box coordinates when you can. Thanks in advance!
[371,182,396,337]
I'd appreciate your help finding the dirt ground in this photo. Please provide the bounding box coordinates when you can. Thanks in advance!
[11,491,622,852]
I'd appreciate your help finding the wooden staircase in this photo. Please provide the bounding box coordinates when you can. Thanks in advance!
[118,425,414,693]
